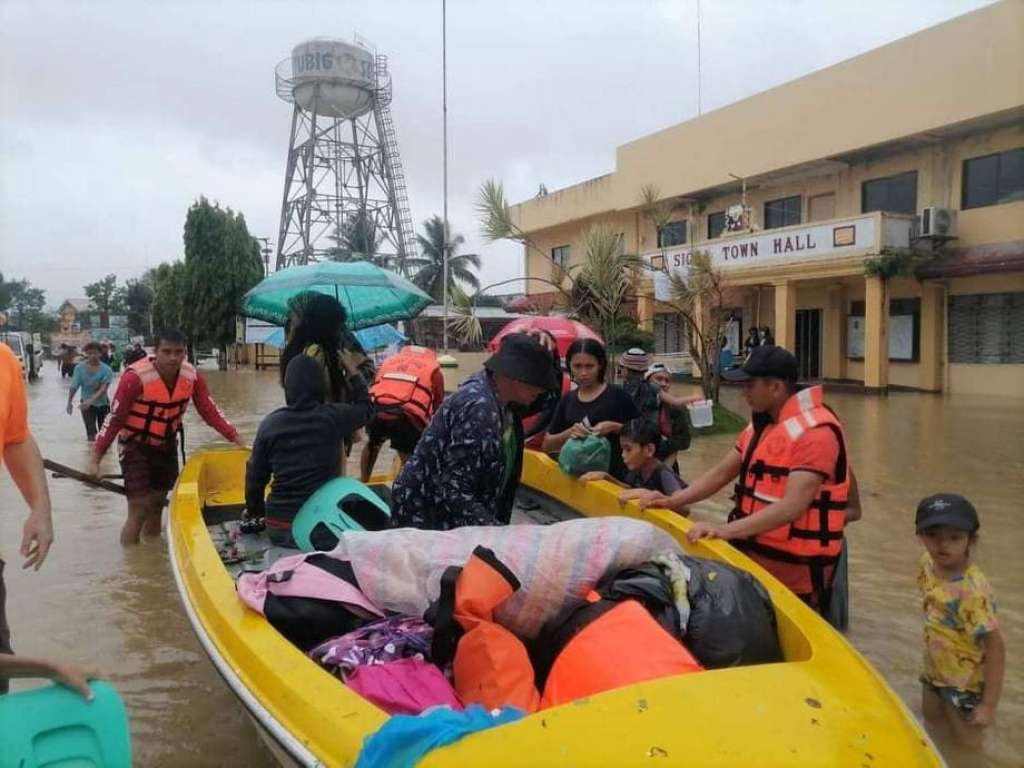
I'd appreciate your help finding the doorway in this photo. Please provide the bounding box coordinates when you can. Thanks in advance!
[795,309,822,380]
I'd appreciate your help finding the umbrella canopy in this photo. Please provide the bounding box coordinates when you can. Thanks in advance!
[241,261,432,331]
[263,323,406,352]
[487,316,603,358]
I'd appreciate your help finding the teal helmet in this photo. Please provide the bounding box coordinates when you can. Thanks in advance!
[291,477,392,552]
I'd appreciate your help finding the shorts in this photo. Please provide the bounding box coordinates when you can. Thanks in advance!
[119,441,179,499]
[367,411,423,456]
[0,560,11,693]
[922,679,981,719]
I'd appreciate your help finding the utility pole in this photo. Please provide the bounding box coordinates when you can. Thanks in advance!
[255,237,274,277]
[441,0,450,354]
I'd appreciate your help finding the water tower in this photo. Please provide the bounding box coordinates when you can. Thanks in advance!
[274,38,416,270]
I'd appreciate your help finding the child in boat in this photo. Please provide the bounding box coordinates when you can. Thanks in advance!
[915,494,1004,747]
[580,418,684,502]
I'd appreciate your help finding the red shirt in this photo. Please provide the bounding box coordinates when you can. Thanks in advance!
[95,368,239,456]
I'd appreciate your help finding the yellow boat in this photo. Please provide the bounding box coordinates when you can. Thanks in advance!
[169,447,943,767]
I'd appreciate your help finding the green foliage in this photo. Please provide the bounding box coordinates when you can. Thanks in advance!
[0,274,47,332]
[570,226,637,340]
[476,179,519,244]
[406,215,481,303]
[327,211,386,267]
[84,274,125,314]
[183,197,264,364]
[607,322,654,353]
[864,247,917,279]
[150,261,189,336]
[690,402,747,436]
[449,283,483,347]
[121,277,154,335]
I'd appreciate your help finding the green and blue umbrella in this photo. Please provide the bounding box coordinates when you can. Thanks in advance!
[241,261,432,331]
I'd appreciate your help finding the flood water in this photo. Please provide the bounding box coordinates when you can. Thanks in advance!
[2,356,1021,767]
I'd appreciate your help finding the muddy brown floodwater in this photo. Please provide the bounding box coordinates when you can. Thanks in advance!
[1,355,1020,767]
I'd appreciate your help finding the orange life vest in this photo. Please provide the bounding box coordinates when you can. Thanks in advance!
[430,546,539,713]
[730,385,850,593]
[539,593,703,709]
[118,357,196,447]
[369,346,440,429]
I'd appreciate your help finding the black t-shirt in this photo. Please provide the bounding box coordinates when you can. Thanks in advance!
[548,384,640,479]
[622,462,684,495]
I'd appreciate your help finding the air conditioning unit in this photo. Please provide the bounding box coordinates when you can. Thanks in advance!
[919,206,958,239]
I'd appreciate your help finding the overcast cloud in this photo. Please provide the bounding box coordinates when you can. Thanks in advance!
[0,0,995,305]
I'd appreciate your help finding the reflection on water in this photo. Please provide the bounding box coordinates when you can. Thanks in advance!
[1,358,1020,767]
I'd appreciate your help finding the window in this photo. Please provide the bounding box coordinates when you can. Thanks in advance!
[657,221,686,248]
[654,313,687,354]
[707,211,726,239]
[862,171,917,215]
[962,148,1024,209]
[948,292,1024,364]
[763,195,802,229]
[551,245,570,268]
[847,298,920,361]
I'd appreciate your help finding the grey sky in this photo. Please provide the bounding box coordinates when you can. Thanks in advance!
[0,0,995,306]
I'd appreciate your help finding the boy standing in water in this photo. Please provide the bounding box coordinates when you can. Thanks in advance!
[916,494,1004,747]
[66,341,114,442]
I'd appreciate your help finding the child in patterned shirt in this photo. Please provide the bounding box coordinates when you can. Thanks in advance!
[915,494,1005,747]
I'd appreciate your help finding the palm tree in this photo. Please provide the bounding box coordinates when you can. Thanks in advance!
[326,211,385,265]
[406,215,481,303]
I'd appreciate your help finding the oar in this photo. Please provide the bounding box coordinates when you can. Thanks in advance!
[42,458,127,496]
[50,471,123,480]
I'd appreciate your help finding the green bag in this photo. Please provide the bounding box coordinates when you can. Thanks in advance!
[558,434,612,476]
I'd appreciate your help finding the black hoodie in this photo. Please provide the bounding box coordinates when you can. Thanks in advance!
[245,355,374,532]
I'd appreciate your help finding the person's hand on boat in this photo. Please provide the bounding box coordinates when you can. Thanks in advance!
[20,509,54,571]
[968,701,995,729]
[634,489,668,509]
[579,471,611,483]
[686,521,730,544]
[231,435,249,450]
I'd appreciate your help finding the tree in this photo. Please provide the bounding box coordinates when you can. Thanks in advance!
[3,278,47,331]
[406,215,481,303]
[84,274,125,315]
[183,197,264,369]
[150,261,189,337]
[121,277,154,336]
[327,210,386,266]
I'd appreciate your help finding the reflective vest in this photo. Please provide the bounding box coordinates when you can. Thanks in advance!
[730,385,850,570]
[118,357,196,447]
[370,346,440,428]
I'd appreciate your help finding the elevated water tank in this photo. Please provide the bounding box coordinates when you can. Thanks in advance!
[288,38,375,119]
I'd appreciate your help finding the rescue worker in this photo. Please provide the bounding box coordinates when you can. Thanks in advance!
[359,344,445,481]
[635,346,861,616]
[88,328,246,545]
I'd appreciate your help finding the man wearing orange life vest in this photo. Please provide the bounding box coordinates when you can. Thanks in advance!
[89,329,246,545]
[359,344,445,481]
[634,346,861,614]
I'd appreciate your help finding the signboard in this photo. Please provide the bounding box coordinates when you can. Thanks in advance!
[889,315,915,361]
[652,216,877,300]
[244,317,280,344]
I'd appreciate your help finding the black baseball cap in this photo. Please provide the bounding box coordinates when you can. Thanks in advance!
[915,494,979,533]
[723,345,798,383]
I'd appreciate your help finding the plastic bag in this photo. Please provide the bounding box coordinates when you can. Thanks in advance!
[327,517,681,639]
[558,434,611,476]
[680,554,782,669]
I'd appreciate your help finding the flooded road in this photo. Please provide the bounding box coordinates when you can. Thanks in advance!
[1,357,1020,767]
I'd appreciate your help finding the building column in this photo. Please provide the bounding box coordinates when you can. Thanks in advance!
[823,284,846,380]
[864,275,889,393]
[918,282,945,392]
[636,277,655,332]
[773,281,796,351]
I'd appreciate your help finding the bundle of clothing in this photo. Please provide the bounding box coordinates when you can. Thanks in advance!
[236,517,783,718]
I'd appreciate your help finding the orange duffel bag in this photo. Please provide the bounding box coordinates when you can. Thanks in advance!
[535,592,703,709]
[430,546,539,713]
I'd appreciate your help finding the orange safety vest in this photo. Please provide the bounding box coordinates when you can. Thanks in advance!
[118,357,196,447]
[730,385,850,594]
[369,346,440,429]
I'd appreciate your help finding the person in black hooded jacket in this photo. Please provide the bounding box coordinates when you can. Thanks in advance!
[245,351,374,546]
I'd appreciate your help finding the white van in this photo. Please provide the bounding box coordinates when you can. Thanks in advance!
[0,331,44,380]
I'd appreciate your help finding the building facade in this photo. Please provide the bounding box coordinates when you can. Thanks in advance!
[511,0,1024,396]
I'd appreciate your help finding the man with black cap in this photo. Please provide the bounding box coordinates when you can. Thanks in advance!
[391,333,559,530]
[636,345,861,616]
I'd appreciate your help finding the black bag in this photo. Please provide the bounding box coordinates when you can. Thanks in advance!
[680,554,782,669]
[596,563,680,638]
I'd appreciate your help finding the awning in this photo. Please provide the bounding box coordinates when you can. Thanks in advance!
[504,291,564,313]
[916,240,1024,279]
